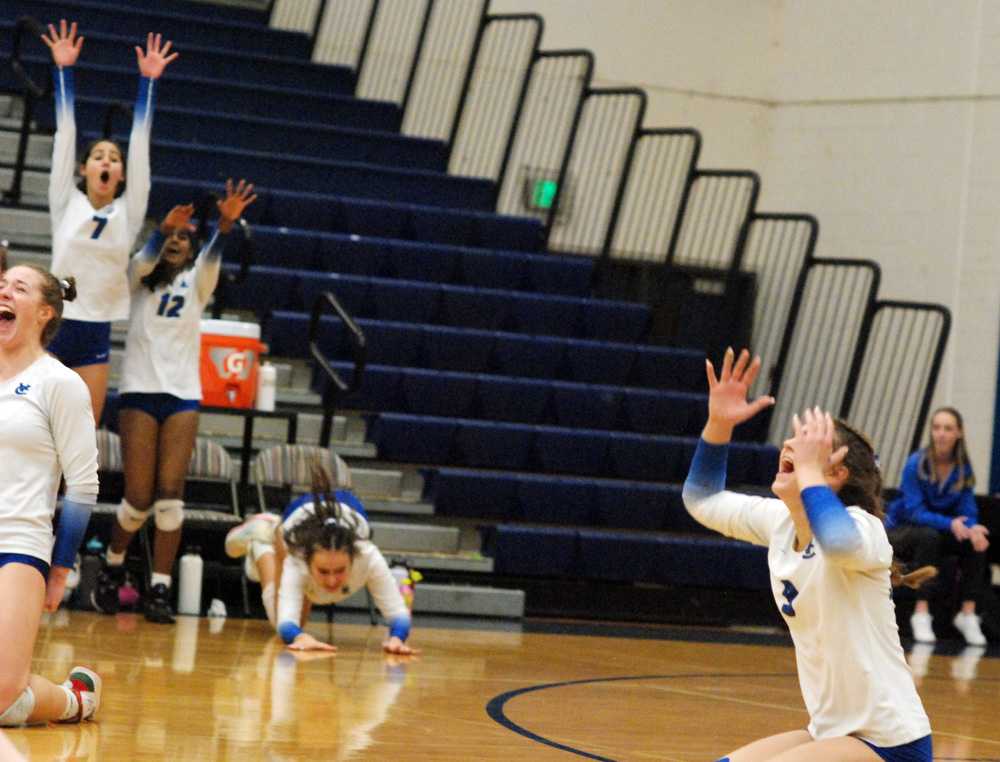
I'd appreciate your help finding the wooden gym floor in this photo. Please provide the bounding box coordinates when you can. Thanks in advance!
[8,610,1000,761]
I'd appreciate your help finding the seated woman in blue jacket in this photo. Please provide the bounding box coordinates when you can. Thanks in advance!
[886,407,990,645]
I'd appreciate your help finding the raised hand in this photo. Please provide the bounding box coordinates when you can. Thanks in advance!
[136,33,179,80]
[704,348,774,442]
[159,204,195,235]
[216,178,258,233]
[787,407,848,490]
[42,19,85,68]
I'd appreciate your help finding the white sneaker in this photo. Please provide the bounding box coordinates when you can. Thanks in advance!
[953,612,988,646]
[60,666,102,722]
[225,512,280,558]
[910,612,936,643]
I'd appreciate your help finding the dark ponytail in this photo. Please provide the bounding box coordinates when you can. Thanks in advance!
[281,461,359,565]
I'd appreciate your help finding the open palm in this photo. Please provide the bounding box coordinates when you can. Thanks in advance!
[706,347,773,428]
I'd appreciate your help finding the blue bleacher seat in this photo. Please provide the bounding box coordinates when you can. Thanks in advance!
[493,525,579,577]
[550,381,622,430]
[455,420,534,470]
[476,375,551,424]
[577,529,660,583]
[508,292,582,337]
[609,432,686,481]
[330,362,403,413]
[298,272,371,318]
[459,250,528,291]
[583,299,649,342]
[620,389,701,436]
[367,413,456,463]
[372,279,440,324]
[439,285,511,330]
[421,326,494,373]
[631,346,706,391]
[491,333,566,380]
[431,469,521,520]
[534,426,609,476]
[314,234,387,276]
[562,338,635,386]
[517,475,598,525]
[593,483,686,532]
[526,254,593,296]
[358,320,423,366]
[400,368,477,418]
[386,242,460,283]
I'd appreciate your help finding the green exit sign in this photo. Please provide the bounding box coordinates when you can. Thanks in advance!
[531,178,559,210]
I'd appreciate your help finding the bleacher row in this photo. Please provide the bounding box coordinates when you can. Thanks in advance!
[5,0,783,598]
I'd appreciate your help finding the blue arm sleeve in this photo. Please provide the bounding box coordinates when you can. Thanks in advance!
[682,438,728,502]
[388,615,411,642]
[278,622,303,644]
[801,486,862,559]
[52,498,94,569]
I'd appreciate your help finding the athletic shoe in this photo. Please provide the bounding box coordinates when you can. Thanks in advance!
[225,512,280,558]
[953,612,987,646]
[60,666,102,722]
[143,583,175,625]
[91,564,125,615]
[910,611,936,643]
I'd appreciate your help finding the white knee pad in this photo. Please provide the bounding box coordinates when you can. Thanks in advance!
[117,499,151,533]
[154,499,184,532]
[0,687,35,727]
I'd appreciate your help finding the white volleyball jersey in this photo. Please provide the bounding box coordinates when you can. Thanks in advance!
[278,500,409,627]
[685,490,931,746]
[0,354,99,562]
[119,229,224,399]
[49,67,154,322]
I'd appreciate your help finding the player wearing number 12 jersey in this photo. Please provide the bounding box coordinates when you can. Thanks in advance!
[91,181,256,624]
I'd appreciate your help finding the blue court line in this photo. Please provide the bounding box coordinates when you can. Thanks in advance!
[485,671,794,761]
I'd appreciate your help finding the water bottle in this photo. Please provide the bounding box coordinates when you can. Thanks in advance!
[177,547,203,616]
[256,361,276,412]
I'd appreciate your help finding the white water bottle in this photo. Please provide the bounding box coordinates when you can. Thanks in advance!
[177,547,203,616]
[256,361,276,411]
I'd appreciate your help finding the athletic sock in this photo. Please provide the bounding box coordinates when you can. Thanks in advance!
[151,572,171,589]
[57,685,80,722]
[106,550,125,567]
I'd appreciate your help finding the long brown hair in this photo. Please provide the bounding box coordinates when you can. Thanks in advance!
[917,406,974,492]
[833,418,883,520]
[833,418,935,589]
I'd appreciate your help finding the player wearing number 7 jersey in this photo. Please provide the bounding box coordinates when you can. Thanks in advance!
[43,20,178,426]
[91,180,256,624]
[682,348,932,762]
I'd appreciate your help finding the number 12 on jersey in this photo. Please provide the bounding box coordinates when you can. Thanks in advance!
[157,293,185,318]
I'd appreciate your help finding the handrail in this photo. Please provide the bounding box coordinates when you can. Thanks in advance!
[3,16,51,205]
[309,291,367,447]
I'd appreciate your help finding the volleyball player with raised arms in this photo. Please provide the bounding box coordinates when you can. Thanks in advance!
[91,180,256,623]
[42,20,177,425]
[0,264,101,726]
[683,348,931,761]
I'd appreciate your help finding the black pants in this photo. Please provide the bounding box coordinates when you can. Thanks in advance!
[888,523,988,604]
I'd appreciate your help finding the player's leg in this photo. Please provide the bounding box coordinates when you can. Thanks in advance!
[722,729,813,761]
[145,407,199,623]
[0,562,100,725]
[226,512,281,625]
[768,735,892,762]
[72,363,109,427]
[93,404,158,614]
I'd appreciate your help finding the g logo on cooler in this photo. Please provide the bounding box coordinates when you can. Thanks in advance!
[210,347,255,380]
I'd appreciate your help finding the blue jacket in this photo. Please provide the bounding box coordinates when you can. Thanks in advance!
[885,450,977,532]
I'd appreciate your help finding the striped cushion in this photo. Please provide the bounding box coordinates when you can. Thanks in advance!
[188,437,235,481]
[95,429,123,472]
[251,444,352,490]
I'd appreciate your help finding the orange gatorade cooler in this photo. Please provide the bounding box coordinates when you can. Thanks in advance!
[199,319,264,408]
